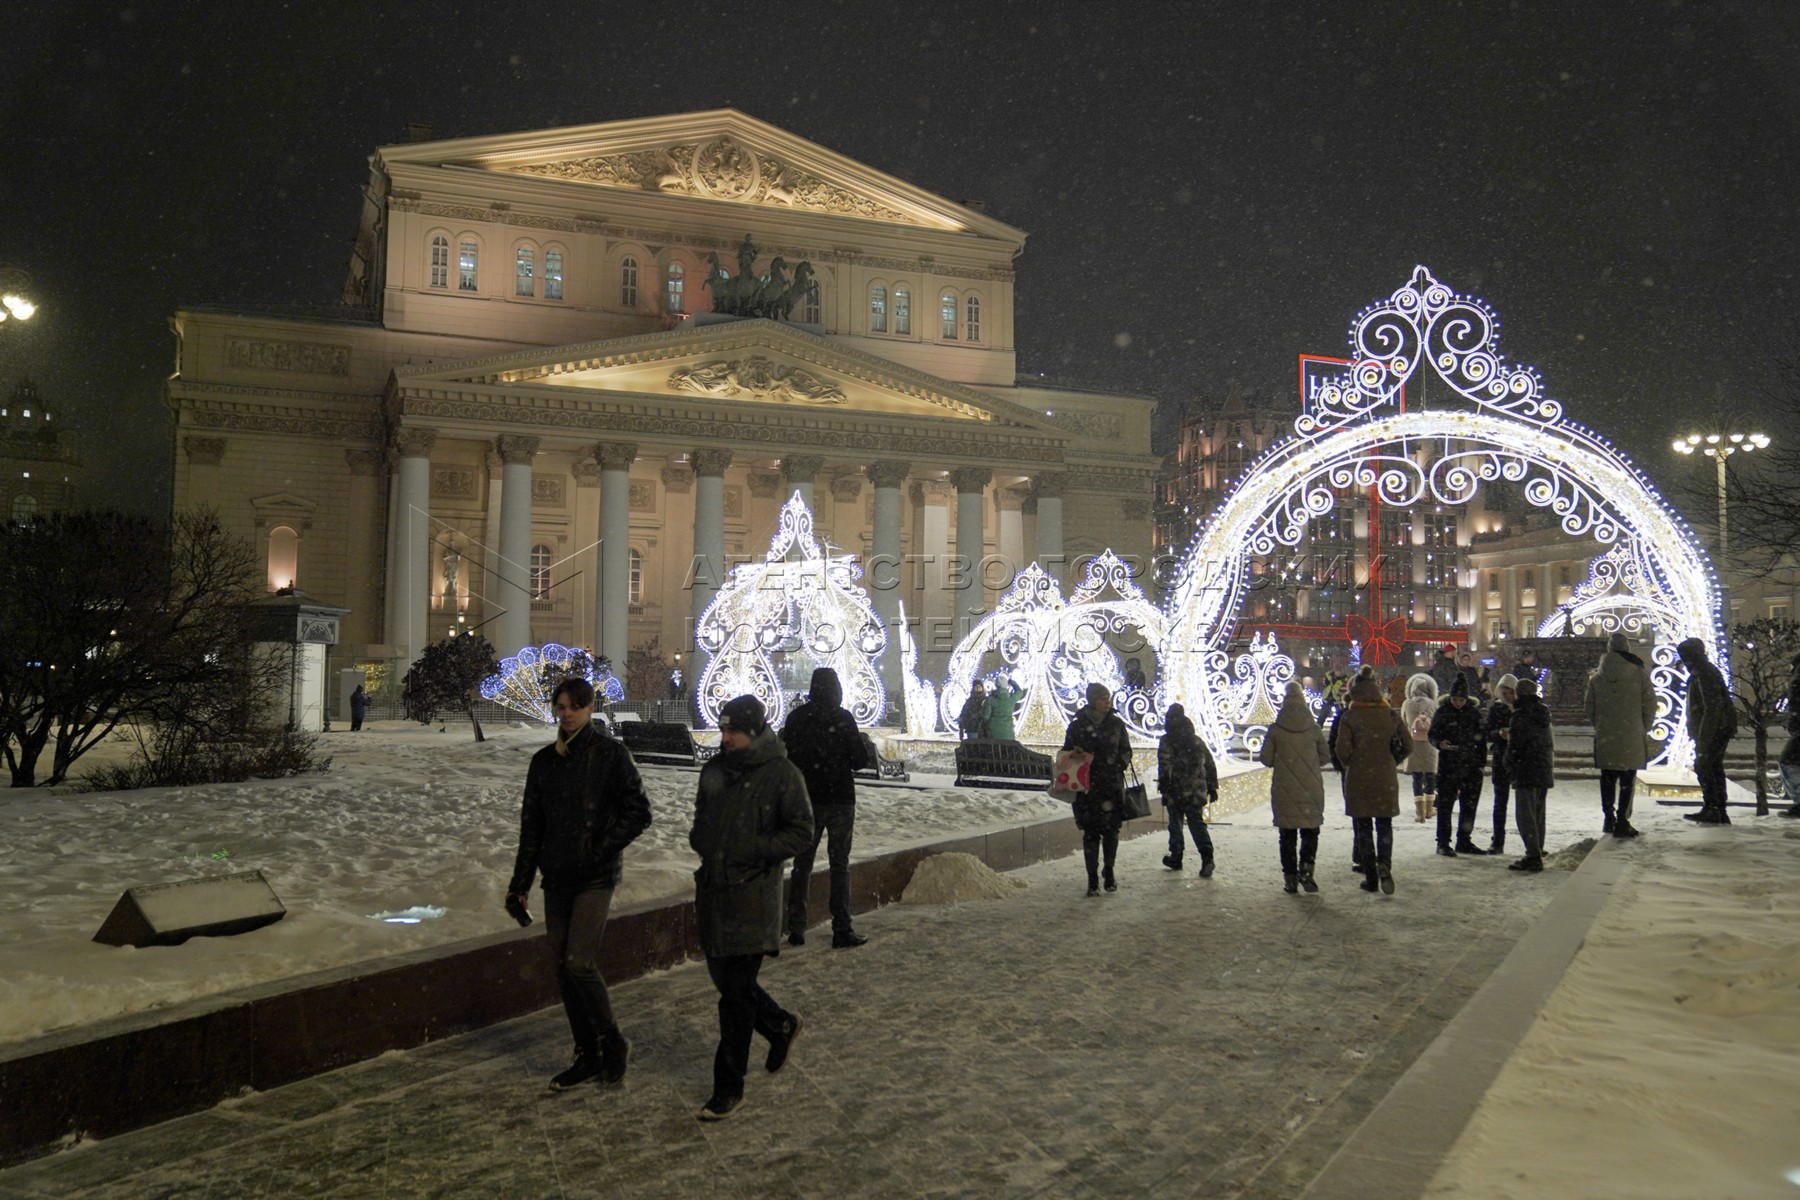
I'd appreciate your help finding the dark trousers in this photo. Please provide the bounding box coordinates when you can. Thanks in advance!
[1436,769,1484,846]
[350,713,364,731]
[1514,786,1549,858]
[1599,769,1637,822]
[543,885,617,1052]
[1411,771,1437,796]
[1278,827,1319,875]
[705,953,788,1101]
[1082,830,1120,885]
[1490,773,1512,844]
[1696,733,1731,813]
[1351,816,1393,873]
[1166,805,1214,863]
[787,804,855,936]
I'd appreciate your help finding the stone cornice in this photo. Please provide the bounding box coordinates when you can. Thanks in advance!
[188,409,384,441]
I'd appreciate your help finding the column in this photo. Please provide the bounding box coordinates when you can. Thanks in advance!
[388,426,436,668]
[344,449,384,645]
[691,449,733,647]
[995,485,1026,595]
[868,460,910,712]
[951,467,992,635]
[572,462,601,651]
[481,450,503,620]
[913,479,953,655]
[782,454,825,514]
[495,434,539,657]
[597,442,637,666]
[1032,472,1066,585]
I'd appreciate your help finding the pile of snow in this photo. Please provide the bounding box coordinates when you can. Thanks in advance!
[900,851,1031,905]
[0,722,1063,1046]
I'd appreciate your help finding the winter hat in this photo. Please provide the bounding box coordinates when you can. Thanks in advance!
[1442,643,1457,655]
[1086,682,1111,706]
[1450,674,1469,698]
[1357,664,1376,680]
[718,694,768,736]
[1608,632,1630,653]
[1496,673,1519,694]
[1676,637,1707,662]
[1515,678,1539,699]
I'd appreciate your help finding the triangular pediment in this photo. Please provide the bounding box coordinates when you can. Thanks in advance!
[392,319,1060,429]
[376,110,1019,238]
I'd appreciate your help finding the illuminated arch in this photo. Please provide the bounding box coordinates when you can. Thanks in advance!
[1162,267,1721,768]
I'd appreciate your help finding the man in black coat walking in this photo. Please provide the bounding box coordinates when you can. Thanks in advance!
[782,667,875,948]
[507,678,652,1090]
[1428,674,1489,856]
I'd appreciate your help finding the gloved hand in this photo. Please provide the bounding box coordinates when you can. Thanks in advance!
[504,892,533,928]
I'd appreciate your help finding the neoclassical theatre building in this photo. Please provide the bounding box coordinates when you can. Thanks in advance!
[169,110,1158,706]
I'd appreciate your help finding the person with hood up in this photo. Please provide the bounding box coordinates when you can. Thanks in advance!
[1400,673,1440,825]
[349,683,369,731]
[1484,674,1519,855]
[781,668,875,949]
[507,677,653,1091]
[1258,681,1331,893]
[1779,651,1800,819]
[1429,644,1463,699]
[1583,632,1657,837]
[1158,702,1218,877]
[957,681,989,740]
[1505,677,1556,871]
[1335,670,1412,894]
[689,695,815,1121]
[1063,682,1133,895]
[1429,674,1489,855]
[984,676,1023,742]
[1676,637,1736,825]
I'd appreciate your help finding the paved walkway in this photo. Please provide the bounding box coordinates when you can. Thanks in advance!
[0,791,1622,1200]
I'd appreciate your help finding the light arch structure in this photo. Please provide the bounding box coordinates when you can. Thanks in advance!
[1162,267,1721,768]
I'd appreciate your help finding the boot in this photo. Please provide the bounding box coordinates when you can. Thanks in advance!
[1612,818,1639,838]
[1198,857,1215,879]
[598,1030,630,1087]
[1601,811,1615,834]
[1377,862,1395,895]
[1162,853,1183,871]
[1298,863,1318,894]
[1487,832,1506,855]
[1283,871,1299,894]
[1414,797,1428,823]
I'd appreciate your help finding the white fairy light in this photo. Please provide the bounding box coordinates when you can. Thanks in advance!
[481,643,623,723]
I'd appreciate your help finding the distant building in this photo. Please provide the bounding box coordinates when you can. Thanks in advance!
[2,378,81,521]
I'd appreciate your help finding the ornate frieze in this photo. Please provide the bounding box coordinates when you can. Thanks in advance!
[532,474,566,506]
[226,338,351,377]
[629,480,657,511]
[668,356,847,406]
[1048,411,1122,439]
[189,410,381,441]
[432,467,478,499]
[184,436,226,466]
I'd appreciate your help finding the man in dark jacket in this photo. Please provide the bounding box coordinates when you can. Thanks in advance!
[1677,637,1736,825]
[1505,677,1556,871]
[782,667,874,948]
[1429,644,1463,698]
[1429,674,1489,856]
[1483,674,1518,854]
[1063,681,1134,895]
[1780,651,1800,819]
[507,678,653,1090]
[690,695,815,1121]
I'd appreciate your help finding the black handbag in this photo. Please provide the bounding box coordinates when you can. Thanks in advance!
[1122,765,1152,820]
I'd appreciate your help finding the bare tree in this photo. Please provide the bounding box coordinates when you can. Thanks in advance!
[0,509,272,786]
[1727,617,1800,815]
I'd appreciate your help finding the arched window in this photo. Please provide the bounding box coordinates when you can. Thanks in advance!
[429,236,449,289]
[940,290,958,340]
[267,525,299,591]
[620,256,638,307]
[458,241,479,291]
[10,493,38,523]
[515,246,535,297]
[869,284,888,333]
[802,281,821,324]
[628,548,643,605]
[965,294,982,342]
[544,250,564,300]
[666,263,685,313]
[893,287,911,335]
[530,543,555,600]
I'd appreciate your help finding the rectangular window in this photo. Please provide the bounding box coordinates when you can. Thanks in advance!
[458,243,478,291]
[429,237,449,289]
[894,288,911,335]
[667,264,684,313]
[803,284,820,324]
[966,295,981,342]
[545,251,563,300]
[941,293,957,340]
[515,248,535,297]
[1771,602,1790,621]
[870,287,887,333]
[620,258,638,307]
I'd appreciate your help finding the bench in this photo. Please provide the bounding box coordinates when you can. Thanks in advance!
[694,732,908,783]
[616,721,700,767]
[954,738,1054,789]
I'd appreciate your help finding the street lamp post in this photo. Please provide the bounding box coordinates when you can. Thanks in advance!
[1672,430,1769,561]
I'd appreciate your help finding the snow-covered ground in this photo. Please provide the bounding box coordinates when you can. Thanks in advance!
[0,721,1067,1046]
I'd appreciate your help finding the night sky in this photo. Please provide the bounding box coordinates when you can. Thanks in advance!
[5,1,1798,518]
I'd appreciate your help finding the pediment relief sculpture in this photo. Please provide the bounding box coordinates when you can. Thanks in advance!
[507,136,919,225]
[668,356,847,406]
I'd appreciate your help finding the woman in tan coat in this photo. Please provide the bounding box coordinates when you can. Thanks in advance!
[1335,673,1413,895]
[1258,682,1331,893]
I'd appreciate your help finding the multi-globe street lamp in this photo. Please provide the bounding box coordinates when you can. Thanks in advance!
[0,267,37,324]
[1671,430,1768,561]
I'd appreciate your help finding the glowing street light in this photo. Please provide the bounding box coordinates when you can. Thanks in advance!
[1671,430,1768,559]
[0,267,36,324]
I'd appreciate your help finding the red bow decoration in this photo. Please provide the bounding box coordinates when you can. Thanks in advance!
[1346,616,1409,664]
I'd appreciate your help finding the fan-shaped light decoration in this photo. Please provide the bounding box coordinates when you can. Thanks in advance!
[694,492,887,730]
[480,643,621,723]
[940,551,1167,742]
[1161,266,1721,768]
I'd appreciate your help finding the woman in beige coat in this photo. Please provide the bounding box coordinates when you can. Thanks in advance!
[1258,682,1331,894]
[1335,673,1413,895]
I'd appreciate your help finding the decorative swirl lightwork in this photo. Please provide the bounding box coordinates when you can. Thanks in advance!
[480,643,624,723]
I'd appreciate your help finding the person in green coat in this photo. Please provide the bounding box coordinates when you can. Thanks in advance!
[983,677,1022,742]
[689,695,815,1121]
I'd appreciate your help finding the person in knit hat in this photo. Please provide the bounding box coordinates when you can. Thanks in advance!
[1335,669,1412,895]
[1583,632,1657,837]
[1064,682,1134,894]
[1428,673,1489,855]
